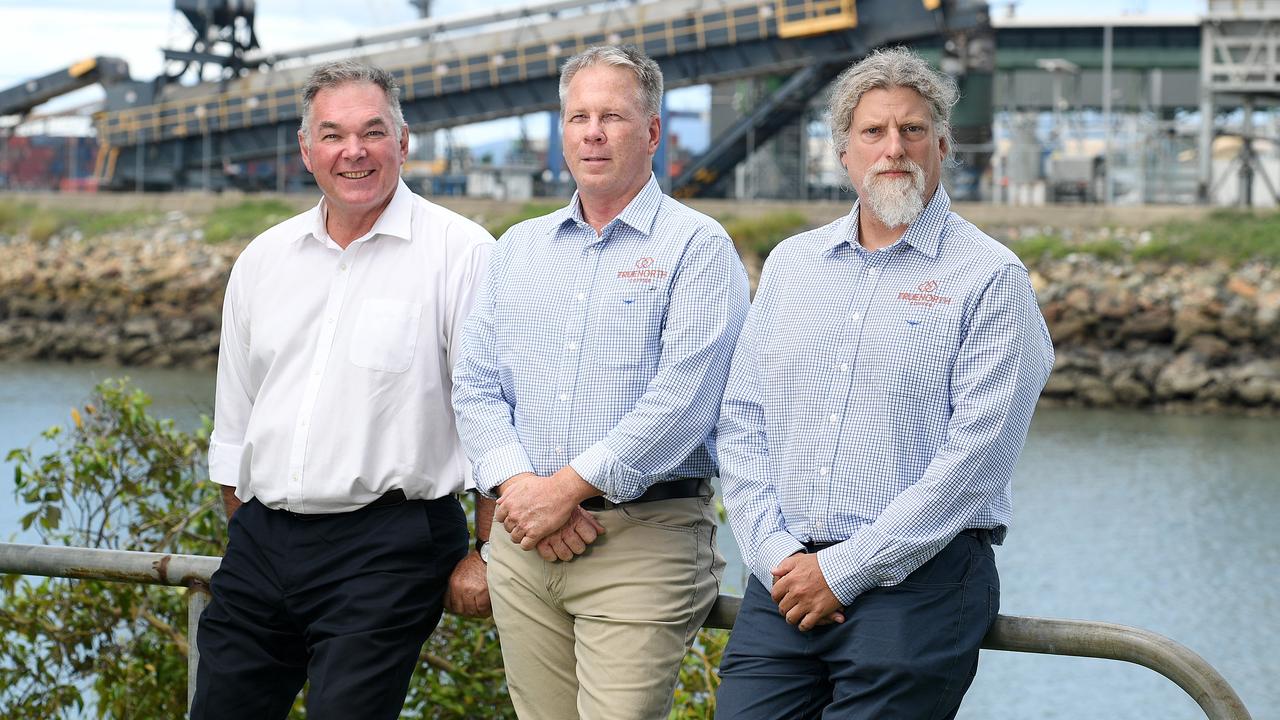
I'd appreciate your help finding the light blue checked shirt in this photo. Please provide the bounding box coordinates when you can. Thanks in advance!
[719,188,1054,605]
[453,175,750,502]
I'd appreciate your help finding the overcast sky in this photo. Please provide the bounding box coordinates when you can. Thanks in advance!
[2,0,1204,144]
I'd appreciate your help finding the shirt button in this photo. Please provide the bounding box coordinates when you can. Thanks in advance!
[555,446,565,455]
[839,363,849,372]
[850,312,861,322]
[867,267,879,275]
[577,293,585,301]
[829,414,839,424]
[818,467,829,476]
[327,317,336,325]
[566,342,577,350]
[559,393,569,402]
[339,263,348,271]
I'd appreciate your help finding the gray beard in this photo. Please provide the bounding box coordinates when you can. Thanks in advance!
[861,162,926,229]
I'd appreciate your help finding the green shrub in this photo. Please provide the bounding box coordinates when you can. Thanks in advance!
[0,199,34,234]
[0,202,151,241]
[24,211,64,242]
[1010,233,1068,263]
[203,199,297,243]
[1138,209,1280,265]
[722,211,810,259]
[1011,233,1126,263]
[486,202,562,239]
[2,379,220,718]
[70,209,155,237]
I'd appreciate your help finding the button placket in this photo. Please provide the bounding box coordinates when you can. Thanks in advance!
[551,228,600,462]
[286,244,360,509]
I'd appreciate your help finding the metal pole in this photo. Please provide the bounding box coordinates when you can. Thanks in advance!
[0,543,221,584]
[203,129,212,192]
[187,582,210,709]
[1102,23,1114,205]
[1198,20,1215,203]
[986,615,1253,720]
[136,136,145,193]
[1240,96,1254,207]
[277,124,287,194]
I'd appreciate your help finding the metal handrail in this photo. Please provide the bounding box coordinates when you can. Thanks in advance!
[0,542,1254,720]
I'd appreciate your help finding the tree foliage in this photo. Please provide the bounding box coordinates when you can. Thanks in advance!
[1,379,726,718]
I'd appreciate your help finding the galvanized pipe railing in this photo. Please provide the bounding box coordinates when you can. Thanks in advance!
[0,542,1254,720]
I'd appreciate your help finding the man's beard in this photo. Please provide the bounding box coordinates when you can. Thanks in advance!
[860,159,926,229]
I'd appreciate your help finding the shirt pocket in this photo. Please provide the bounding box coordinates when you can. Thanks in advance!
[349,298,423,373]
[871,311,952,400]
[596,285,663,368]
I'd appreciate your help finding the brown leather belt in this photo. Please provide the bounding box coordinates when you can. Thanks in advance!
[580,477,708,512]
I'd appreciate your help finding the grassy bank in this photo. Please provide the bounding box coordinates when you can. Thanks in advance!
[1009,209,1280,266]
[4,195,1278,267]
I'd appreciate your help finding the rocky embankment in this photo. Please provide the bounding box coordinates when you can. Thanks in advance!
[0,214,237,370]
[1032,256,1279,413]
[1,214,1277,413]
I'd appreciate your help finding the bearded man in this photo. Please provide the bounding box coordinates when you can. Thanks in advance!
[714,47,1055,719]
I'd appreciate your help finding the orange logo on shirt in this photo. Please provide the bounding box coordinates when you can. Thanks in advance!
[898,280,952,308]
[617,257,668,284]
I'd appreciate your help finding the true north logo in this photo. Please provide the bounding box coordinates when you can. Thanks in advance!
[617,257,668,284]
[898,280,952,308]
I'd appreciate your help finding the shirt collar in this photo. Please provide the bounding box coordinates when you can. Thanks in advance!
[824,185,951,259]
[300,178,415,248]
[558,173,663,239]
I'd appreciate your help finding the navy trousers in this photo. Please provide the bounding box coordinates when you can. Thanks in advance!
[715,532,999,720]
[190,494,468,720]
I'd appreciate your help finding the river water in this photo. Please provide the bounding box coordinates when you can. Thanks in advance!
[1,361,1275,719]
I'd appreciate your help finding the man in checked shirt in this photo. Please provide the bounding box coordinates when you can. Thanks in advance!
[452,45,749,719]
[715,47,1055,719]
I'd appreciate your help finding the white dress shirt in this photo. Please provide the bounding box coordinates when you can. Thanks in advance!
[209,179,493,513]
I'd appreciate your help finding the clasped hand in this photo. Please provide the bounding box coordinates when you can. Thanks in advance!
[495,469,605,560]
[770,552,845,632]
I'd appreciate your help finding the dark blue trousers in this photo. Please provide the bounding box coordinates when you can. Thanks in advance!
[716,532,999,720]
[190,495,468,720]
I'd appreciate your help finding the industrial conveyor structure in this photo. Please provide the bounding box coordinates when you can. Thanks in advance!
[0,57,131,119]
[91,0,991,193]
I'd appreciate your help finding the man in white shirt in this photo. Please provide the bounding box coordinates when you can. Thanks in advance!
[190,60,495,719]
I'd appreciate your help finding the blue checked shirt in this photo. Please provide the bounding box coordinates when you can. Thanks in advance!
[719,188,1054,605]
[453,175,750,502]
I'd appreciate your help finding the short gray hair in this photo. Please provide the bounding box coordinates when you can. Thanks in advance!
[827,47,958,163]
[299,60,405,144]
[558,45,663,118]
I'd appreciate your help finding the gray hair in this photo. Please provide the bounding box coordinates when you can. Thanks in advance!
[827,47,958,164]
[299,60,406,144]
[558,45,663,118]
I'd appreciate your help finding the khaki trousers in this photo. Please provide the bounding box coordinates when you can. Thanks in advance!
[489,494,724,720]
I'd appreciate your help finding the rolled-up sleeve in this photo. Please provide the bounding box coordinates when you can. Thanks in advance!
[570,233,749,502]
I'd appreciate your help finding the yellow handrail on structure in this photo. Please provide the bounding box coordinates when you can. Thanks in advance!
[775,0,857,39]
